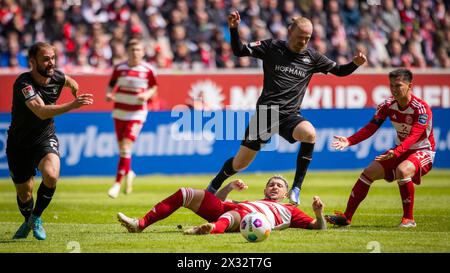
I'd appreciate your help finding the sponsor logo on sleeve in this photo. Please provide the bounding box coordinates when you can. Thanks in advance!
[418,114,428,125]
[249,41,261,47]
[21,85,36,99]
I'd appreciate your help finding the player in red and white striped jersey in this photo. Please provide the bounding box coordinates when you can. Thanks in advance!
[106,39,158,199]
[116,176,327,234]
[327,68,435,228]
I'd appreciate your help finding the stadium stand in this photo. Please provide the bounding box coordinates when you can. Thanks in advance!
[0,0,449,72]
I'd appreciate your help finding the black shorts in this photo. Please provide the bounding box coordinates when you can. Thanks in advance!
[6,135,60,184]
[241,112,308,151]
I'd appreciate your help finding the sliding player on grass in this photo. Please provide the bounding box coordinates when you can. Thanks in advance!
[117,176,327,234]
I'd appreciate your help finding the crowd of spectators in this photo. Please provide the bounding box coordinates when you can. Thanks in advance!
[0,0,449,72]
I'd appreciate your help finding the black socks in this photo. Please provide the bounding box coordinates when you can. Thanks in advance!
[33,182,56,217]
[207,157,237,193]
[292,142,315,189]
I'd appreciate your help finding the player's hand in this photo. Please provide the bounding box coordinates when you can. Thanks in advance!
[332,135,350,150]
[105,93,115,102]
[230,179,248,191]
[227,10,241,28]
[352,51,367,66]
[73,93,94,108]
[375,150,395,161]
[312,196,324,214]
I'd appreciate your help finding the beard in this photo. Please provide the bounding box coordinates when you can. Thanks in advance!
[36,64,54,78]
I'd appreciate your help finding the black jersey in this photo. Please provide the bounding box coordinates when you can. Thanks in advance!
[233,35,336,115]
[7,70,66,147]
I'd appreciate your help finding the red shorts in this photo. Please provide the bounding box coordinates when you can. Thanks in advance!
[379,149,435,185]
[195,191,240,222]
[114,119,143,142]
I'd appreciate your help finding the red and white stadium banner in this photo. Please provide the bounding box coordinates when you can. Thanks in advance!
[1,72,449,112]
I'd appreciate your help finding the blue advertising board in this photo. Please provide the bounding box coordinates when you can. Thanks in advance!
[1,109,449,177]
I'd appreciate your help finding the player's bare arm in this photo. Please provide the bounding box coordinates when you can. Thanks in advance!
[310,196,327,230]
[215,179,248,201]
[26,93,93,120]
[64,75,79,97]
[105,86,115,102]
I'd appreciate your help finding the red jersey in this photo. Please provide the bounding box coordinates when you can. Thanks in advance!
[108,61,157,122]
[232,199,314,230]
[348,94,435,157]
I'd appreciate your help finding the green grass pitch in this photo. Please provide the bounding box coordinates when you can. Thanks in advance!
[0,170,449,253]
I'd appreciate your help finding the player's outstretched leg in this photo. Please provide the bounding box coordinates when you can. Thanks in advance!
[206,157,237,194]
[325,173,373,226]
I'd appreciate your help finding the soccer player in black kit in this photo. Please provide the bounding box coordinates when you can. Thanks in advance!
[6,42,93,240]
[206,11,367,205]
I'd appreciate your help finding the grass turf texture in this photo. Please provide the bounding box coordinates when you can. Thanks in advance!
[0,170,449,253]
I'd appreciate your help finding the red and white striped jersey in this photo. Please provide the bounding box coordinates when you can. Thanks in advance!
[348,94,435,158]
[108,61,157,122]
[374,94,435,157]
[235,199,314,230]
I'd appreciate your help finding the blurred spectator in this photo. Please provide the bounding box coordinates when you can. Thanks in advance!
[82,0,108,24]
[340,0,360,36]
[0,32,27,67]
[380,0,401,33]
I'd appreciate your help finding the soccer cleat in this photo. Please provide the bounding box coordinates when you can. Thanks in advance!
[108,183,121,199]
[28,215,46,240]
[183,223,214,235]
[288,187,301,205]
[325,211,351,226]
[398,218,416,228]
[12,221,32,239]
[124,170,136,195]
[117,212,142,233]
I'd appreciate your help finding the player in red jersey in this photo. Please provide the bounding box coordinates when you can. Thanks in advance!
[116,176,327,234]
[326,68,435,228]
[106,39,158,198]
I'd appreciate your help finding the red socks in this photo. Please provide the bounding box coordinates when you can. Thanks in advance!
[115,157,131,184]
[211,217,231,234]
[344,174,372,221]
[398,178,415,220]
[139,188,184,229]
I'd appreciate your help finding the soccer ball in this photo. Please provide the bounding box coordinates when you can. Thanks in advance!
[240,212,271,242]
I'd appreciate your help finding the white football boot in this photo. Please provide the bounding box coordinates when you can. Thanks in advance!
[117,212,142,233]
[108,183,121,199]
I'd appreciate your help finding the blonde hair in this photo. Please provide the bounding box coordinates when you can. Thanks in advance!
[291,17,313,29]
